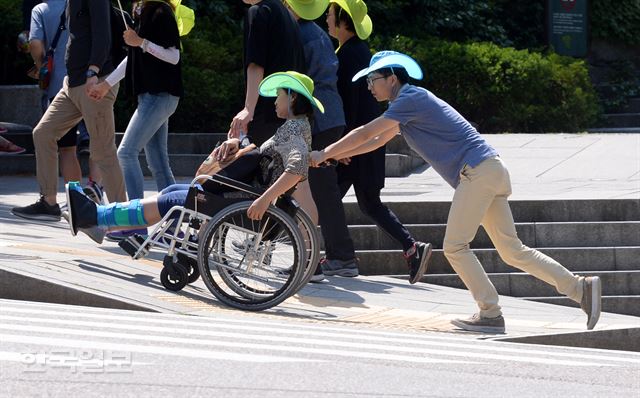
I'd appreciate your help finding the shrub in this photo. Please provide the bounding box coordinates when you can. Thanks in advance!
[591,0,640,45]
[115,11,245,133]
[0,0,33,85]
[366,0,545,49]
[372,36,600,132]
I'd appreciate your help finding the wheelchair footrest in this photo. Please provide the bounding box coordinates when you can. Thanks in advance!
[118,234,148,258]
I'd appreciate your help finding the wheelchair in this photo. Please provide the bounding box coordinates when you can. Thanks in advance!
[118,174,321,311]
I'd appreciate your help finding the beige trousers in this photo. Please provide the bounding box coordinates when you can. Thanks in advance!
[33,77,126,203]
[443,157,583,318]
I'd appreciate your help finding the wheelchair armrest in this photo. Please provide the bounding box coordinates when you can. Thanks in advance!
[192,174,265,197]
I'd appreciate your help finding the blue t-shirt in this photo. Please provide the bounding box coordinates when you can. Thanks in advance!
[30,0,69,99]
[298,20,345,134]
[384,84,498,188]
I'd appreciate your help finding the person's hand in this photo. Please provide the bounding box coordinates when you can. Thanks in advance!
[228,107,253,139]
[123,27,144,47]
[212,139,240,162]
[85,76,99,98]
[247,195,271,220]
[338,157,351,165]
[88,81,110,101]
[309,150,327,168]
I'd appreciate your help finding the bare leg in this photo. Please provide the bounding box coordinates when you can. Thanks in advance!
[293,180,318,225]
[59,146,82,183]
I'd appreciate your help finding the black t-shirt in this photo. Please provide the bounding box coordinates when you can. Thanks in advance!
[244,0,305,125]
[336,36,385,189]
[126,2,183,97]
[336,36,382,132]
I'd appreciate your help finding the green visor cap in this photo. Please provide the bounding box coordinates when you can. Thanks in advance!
[285,0,330,21]
[259,71,325,113]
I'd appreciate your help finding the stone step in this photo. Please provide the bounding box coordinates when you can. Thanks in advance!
[525,295,640,317]
[0,85,42,127]
[116,132,227,154]
[4,130,424,158]
[385,134,420,157]
[354,246,640,276]
[587,127,640,134]
[419,270,640,297]
[0,153,422,178]
[347,221,640,250]
[600,113,640,128]
[617,97,640,113]
[343,200,640,224]
[1,131,228,155]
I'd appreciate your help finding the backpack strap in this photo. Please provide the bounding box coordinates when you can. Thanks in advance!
[48,2,67,54]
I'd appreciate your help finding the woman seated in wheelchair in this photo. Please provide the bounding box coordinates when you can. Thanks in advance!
[65,71,323,243]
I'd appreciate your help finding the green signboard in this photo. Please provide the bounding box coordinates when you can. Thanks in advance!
[547,0,588,57]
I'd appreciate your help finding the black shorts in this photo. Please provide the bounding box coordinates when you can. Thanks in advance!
[57,126,77,148]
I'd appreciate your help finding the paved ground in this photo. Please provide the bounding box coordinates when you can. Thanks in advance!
[2,133,638,203]
[2,299,639,398]
[1,134,639,338]
[376,133,640,202]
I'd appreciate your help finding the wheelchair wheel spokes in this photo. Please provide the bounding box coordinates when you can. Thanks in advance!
[197,201,305,311]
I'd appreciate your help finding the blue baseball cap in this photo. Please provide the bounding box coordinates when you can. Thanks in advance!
[352,50,423,82]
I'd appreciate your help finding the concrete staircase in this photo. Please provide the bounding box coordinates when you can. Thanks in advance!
[589,97,640,134]
[343,199,640,317]
[0,126,424,177]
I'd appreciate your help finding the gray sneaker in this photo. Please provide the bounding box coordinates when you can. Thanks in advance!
[451,313,506,333]
[319,257,359,277]
[581,276,602,330]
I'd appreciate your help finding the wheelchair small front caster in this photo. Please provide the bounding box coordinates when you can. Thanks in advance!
[177,253,200,284]
[160,256,188,291]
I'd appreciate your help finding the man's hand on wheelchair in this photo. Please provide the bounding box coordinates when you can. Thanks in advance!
[214,139,240,162]
[247,196,270,220]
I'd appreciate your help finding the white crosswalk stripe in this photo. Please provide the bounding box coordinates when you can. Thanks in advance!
[2,299,639,369]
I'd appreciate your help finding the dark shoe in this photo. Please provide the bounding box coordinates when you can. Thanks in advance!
[581,276,602,330]
[77,140,90,156]
[451,313,506,333]
[105,228,149,242]
[309,263,326,283]
[405,242,433,284]
[11,196,61,221]
[65,181,98,236]
[319,257,359,277]
[83,181,105,205]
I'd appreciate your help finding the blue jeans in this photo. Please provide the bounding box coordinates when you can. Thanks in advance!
[118,92,179,200]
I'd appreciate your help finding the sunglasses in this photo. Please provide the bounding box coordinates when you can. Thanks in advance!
[366,75,386,87]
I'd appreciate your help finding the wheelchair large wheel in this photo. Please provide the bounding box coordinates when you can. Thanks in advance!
[291,208,321,293]
[197,201,305,311]
[215,206,319,298]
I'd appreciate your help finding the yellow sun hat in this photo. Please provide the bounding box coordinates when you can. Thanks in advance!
[259,71,325,113]
[330,0,372,40]
[285,0,330,21]
[144,0,195,36]
[169,0,195,36]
